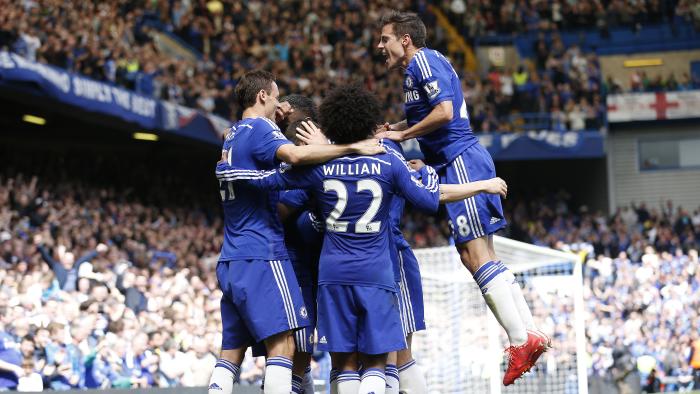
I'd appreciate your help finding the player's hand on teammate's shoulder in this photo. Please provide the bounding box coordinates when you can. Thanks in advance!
[295,120,328,145]
[275,101,294,124]
[483,177,508,198]
[350,138,386,156]
[375,122,390,134]
[375,128,403,142]
[408,159,425,171]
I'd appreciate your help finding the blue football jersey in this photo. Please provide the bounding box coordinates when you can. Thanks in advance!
[404,48,479,168]
[278,189,323,286]
[383,140,412,252]
[217,117,292,261]
[216,151,440,291]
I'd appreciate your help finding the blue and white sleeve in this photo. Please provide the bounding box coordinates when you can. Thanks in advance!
[250,118,293,166]
[215,162,316,191]
[413,50,454,107]
[389,152,440,213]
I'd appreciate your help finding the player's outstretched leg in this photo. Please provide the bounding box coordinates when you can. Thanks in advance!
[458,237,548,386]
[208,348,245,394]
[397,335,427,394]
[487,237,552,346]
[263,331,296,394]
[487,236,552,356]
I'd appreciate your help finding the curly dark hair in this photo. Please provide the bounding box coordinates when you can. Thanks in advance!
[319,83,381,145]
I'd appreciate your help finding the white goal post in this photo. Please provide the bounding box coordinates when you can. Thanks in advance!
[411,235,587,394]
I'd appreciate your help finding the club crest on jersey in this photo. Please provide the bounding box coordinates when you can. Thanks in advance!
[424,80,440,99]
[272,130,286,140]
[405,76,413,88]
[279,162,292,173]
[299,306,308,319]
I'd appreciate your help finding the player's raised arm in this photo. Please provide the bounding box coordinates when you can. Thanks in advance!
[391,152,508,209]
[438,179,508,202]
[276,138,384,166]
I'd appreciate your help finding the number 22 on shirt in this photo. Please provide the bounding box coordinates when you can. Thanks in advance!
[323,179,382,233]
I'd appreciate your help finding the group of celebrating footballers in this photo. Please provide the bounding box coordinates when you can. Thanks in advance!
[207,10,551,394]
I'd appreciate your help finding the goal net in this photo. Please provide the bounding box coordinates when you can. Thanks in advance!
[411,236,587,394]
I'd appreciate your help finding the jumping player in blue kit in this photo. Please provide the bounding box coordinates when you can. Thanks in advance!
[376,11,550,386]
[217,83,508,394]
[208,71,384,394]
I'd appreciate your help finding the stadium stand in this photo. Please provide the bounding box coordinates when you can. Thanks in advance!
[5,0,692,135]
[3,0,697,136]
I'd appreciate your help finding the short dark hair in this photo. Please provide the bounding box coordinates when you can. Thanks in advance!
[319,83,381,145]
[281,94,318,122]
[235,70,275,109]
[284,119,321,144]
[378,10,427,48]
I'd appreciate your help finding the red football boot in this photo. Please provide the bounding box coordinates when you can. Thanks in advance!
[502,331,549,386]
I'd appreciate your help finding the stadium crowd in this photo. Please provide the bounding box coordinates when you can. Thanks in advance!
[7,0,699,134]
[1,155,699,391]
[441,0,700,38]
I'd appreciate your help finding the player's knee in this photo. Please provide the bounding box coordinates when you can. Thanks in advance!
[359,353,388,370]
[456,242,476,268]
[457,239,491,272]
[387,351,398,366]
[397,347,413,367]
[264,330,296,359]
[331,352,358,371]
[220,347,246,365]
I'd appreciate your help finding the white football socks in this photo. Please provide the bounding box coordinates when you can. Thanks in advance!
[474,261,528,345]
[208,359,240,394]
[398,360,428,394]
[498,261,537,330]
[385,364,399,394]
[337,370,360,394]
[264,357,293,394]
[360,368,386,394]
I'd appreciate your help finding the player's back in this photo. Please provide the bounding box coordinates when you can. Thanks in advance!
[309,153,396,290]
[218,117,290,261]
[404,48,479,168]
[309,149,439,291]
